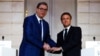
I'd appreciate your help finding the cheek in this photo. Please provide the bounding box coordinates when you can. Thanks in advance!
[64,20,69,23]
[39,13,44,16]
[41,12,46,15]
[64,21,70,25]
[62,21,67,25]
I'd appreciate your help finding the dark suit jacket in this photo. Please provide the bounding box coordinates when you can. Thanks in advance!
[56,26,82,56]
[19,14,56,56]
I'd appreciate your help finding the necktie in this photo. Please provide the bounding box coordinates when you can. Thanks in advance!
[40,20,43,40]
[64,29,67,40]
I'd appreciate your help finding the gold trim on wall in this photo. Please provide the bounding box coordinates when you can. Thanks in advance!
[25,9,28,17]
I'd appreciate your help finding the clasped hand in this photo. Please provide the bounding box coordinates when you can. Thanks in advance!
[43,43,62,52]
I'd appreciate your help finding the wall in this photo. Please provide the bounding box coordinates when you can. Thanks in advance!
[0,0,24,49]
[77,0,100,48]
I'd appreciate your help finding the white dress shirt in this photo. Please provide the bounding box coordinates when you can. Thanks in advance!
[36,14,44,40]
[63,25,71,39]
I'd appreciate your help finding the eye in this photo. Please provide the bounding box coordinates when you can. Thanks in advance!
[38,8,48,11]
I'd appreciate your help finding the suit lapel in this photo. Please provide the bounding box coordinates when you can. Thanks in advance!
[32,14,41,32]
[32,14,43,41]
[33,15,46,40]
[59,31,64,41]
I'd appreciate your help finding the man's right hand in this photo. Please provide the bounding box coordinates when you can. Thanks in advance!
[43,43,51,51]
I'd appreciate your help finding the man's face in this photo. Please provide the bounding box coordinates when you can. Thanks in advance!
[61,15,71,27]
[36,4,48,18]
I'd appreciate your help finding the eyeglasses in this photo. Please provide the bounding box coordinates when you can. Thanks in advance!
[38,8,48,11]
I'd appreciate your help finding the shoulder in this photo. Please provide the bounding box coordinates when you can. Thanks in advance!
[43,20,49,26]
[57,30,63,36]
[24,14,37,23]
[71,26,82,32]
[25,14,36,20]
[43,20,48,24]
[71,26,81,30]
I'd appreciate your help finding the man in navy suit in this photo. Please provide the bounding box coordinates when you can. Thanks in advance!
[51,12,82,56]
[19,2,56,56]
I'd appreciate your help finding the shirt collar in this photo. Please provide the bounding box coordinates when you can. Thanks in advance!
[35,14,42,23]
[64,25,71,30]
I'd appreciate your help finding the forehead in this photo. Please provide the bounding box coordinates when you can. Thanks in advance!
[39,4,48,8]
[62,15,70,18]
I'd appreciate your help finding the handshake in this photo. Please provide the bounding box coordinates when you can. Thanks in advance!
[43,43,62,53]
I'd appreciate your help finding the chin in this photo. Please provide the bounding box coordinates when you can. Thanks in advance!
[64,25,69,27]
[40,15,45,18]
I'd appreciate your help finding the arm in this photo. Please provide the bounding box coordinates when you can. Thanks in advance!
[45,35,56,47]
[45,23,56,47]
[51,33,63,54]
[49,33,62,54]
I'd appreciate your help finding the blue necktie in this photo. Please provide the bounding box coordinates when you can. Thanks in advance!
[40,20,43,40]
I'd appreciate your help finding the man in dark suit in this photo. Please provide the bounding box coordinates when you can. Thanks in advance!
[51,12,82,56]
[19,2,56,56]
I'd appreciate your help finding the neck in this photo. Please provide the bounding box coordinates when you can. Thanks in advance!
[64,25,70,28]
[36,13,43,19]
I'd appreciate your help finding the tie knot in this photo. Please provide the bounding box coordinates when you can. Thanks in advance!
[64,29,67,34]
[40,20,42,23]
[65,29,67,31]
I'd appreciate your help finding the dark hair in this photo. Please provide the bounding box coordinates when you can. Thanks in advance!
[37,2,48,8]
[61,12,72,20]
